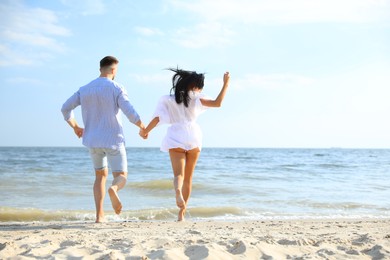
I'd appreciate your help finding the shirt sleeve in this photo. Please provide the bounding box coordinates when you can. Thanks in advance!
[61,91,81,121]
[194,93,210,114]
[153,96,171,125]
[117,86,141,124]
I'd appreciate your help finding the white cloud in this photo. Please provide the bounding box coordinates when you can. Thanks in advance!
[233,73,315,90]
[61,0,106,16]
[0,3,71,37]
[0,45,34,66]
[172,22,235,49]
[139,59,168,66]
[134,23,234,49]
[129,73,171,84]
[167,0,390,25]
[166,0,390,49]
[3,31,66,52]
[0,1,71,66]
[134,26,164,37]
[5,77,44,86]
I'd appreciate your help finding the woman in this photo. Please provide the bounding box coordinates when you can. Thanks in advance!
[140,68,230,221]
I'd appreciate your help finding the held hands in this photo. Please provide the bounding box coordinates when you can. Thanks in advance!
[139,128,148,139]
[139,117,159,140]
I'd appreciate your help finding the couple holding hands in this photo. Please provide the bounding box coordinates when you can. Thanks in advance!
[61,56,230,222]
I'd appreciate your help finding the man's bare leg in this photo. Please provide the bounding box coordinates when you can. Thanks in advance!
[94,168,108,223]
[108,172,127,214]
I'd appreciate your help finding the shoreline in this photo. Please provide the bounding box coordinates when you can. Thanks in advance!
[1,218,390,259]
[1,205,389,223]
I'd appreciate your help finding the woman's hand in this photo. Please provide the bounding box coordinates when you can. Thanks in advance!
[223,72,230,85]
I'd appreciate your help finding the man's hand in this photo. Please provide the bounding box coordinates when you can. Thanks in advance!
[73,126,84,138]
[66,118,83,138]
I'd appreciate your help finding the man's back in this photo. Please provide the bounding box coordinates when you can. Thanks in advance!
[79,77,123,148]
[61,77,140,149]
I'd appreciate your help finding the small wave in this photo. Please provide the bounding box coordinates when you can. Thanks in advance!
[280,164,307,168]
[126,179,218,192]
[224,156,256,160]
[2,206,389,223]
[0,206,245,222]
[108,206,244,221]
[289,200,387,211]
[128,179,173,190]
[0,207,95,222]
[317,163,350,169]
[186,206,243,218]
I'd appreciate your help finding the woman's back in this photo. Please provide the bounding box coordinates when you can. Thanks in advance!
[160,92,207,125]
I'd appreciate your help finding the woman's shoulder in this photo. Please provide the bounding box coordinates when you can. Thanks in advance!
[190,92,209,102]
[155,95,176,109]
[159,95,175,102]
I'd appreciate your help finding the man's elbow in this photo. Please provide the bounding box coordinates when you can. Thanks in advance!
[61,108,69,120]
[61,104,69,116]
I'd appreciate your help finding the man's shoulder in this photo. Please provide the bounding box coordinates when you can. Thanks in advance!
[80,77,101,89]
[80,78,124,90]
[111,80,125,90]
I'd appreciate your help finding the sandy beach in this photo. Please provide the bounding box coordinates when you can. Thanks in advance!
[1,219,390,259]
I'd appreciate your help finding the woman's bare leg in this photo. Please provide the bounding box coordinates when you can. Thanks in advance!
[94,168,108,223]
[182,148,200,206]
[169,148,187,220]
[169,147,200,221]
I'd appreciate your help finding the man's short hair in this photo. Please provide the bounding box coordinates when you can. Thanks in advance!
[100,56,119,68]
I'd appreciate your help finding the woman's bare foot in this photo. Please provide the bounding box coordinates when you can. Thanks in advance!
[108,186,122,214]
[95,216,106,223]
[175,189,185,209]
[178,207,186,221]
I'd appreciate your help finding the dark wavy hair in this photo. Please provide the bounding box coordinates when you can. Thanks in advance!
[168,68,205,107]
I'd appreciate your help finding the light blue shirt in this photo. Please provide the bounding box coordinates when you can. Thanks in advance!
[61,77,140,149]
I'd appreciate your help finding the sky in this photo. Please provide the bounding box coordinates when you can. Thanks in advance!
[0,0,389,148]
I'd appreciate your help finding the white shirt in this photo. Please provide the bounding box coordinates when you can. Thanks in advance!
[153,91,209,152]
[61,77,140,149]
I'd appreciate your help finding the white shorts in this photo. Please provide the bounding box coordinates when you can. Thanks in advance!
[89,146,127,172]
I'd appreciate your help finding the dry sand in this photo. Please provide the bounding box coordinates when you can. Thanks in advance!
[1,219,390,259]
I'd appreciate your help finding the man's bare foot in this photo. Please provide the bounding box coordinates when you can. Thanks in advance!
[175,189,185,209]
[108,186,122,214]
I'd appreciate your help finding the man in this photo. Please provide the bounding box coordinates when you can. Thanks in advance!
[61,56,145,223]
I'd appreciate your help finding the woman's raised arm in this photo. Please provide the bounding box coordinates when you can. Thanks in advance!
[200,72,230,108]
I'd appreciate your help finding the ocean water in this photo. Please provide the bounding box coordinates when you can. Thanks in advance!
[0,147,389,222]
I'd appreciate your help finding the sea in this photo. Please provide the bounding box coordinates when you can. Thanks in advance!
[0,147,389,222]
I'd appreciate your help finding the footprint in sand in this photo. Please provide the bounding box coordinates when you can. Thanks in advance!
[184,245,209,259]
[60,240,78,247]
[228,240,246,255]
[362,245,387,259]
[0,243,6,251]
